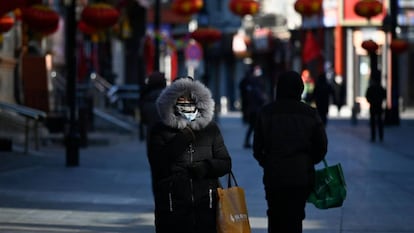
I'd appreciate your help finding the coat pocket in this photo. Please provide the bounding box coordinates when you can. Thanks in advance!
[154,177,175,212]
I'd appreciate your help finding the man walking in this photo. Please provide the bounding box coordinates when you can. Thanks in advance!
[253,71,328,233]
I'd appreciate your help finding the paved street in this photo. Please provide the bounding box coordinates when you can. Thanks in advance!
[0,110,414,233]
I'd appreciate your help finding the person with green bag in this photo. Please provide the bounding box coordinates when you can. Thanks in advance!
[253,70,328,233]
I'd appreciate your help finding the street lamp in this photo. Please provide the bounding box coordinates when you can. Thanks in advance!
[64,0,79,167]
[383,1,401,125]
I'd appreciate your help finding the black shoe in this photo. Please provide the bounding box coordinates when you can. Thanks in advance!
[243,143,252,148]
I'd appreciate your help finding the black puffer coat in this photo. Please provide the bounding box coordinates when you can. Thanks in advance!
[148,77,231,233]
[253,71,327,189]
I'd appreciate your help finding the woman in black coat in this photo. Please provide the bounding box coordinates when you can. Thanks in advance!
[147,76,232,233]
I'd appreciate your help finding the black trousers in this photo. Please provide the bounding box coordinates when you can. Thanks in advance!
[369,111,384,141]
[265,187,311,233]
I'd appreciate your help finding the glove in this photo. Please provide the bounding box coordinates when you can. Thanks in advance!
[188,161,209,179]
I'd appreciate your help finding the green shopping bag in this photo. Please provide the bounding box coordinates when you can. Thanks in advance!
[307,159,347,209]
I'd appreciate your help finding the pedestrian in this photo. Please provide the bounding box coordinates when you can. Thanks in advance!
[147,76,232,233]
[253,70,328,233]
[239,64,268,148]
[365,69,386,142]
[312,72,334,126]
[239,64,256,125]
[332,75,345,115]
[301,69,314,104]
[139,71,167,142]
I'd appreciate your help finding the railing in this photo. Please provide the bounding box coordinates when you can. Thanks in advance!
[0,102,47,153]
[47,72,139,134]
[89,72,140,114]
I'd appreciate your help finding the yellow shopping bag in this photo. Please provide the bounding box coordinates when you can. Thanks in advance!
[217,172,251,233]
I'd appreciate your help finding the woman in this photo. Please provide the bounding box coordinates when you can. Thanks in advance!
[147,76,232,233]
[312,72,334,126]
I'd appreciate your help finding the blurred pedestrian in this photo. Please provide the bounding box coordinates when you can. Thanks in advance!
[253,71,328,233]
[139,71,167,142]
[312,72,334,126]
[239,64,268,148]
[365,70,386,142]
[147,76,232,233]
[301,69,314,103]
[239,64,255,124]
[332,75,346,115]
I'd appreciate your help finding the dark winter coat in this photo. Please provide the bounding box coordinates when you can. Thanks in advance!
[148,77,232,233]
[239,71,267,124]
[365,82,386,114]
[313,73,333,115]
[139,72,167,128]
[253,71,327,189]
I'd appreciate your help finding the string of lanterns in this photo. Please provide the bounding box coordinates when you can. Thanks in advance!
[355,0,409,55]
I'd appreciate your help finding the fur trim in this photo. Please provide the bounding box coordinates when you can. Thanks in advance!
[156,78,215,130]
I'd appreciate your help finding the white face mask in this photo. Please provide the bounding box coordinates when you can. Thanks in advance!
[180,109,198,121]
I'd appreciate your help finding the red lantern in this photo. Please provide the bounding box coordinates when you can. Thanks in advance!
[0,15,15,34]
[294,0,322,17]
[78,21,97,35]
[354,0,383,20]
[229,0,260,17]
[81,3,120,29]
[190,28,222,44]
[390,39,409,54]
[22,4,60,36]
[171,0,203,17]
[361,39,379,53]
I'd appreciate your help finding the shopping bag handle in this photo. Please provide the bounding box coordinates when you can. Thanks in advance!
[227,171,239,188]
[321,159,346,186]
[322,159,328,168]
[321,159,332,176]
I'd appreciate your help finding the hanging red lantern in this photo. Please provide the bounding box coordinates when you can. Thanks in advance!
[0,15,15,34]
[229,0,260,17]
[354,0,383,20]
[361,39,379,53]
[78,20,97,35]
[22,4,60,36]
[294,0,322,17]
[171,0,203,17]
[390,39,409,54]
[190,28,222,44]
[81,3,120,29]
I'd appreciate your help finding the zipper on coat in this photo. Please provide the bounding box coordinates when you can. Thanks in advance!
[188,144,195,204]
[168,180,173,212]
[168,192,173,212]
[209,188,213,208]
[188,143,196,226]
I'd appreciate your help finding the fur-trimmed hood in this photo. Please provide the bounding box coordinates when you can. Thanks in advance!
[156,78,215,130]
